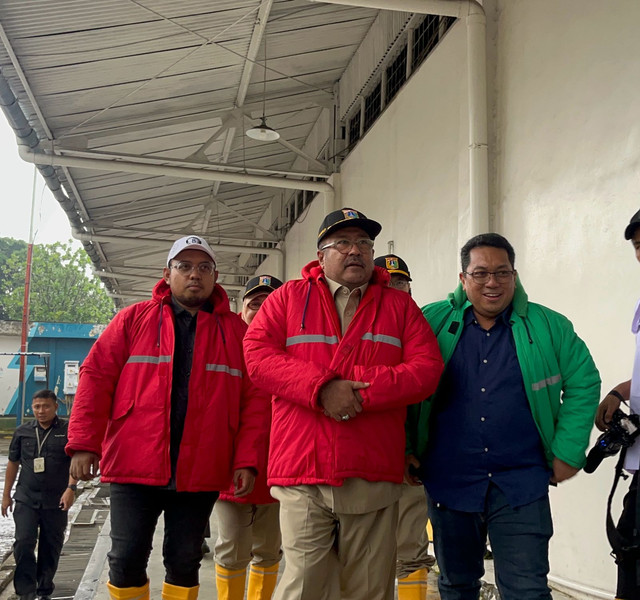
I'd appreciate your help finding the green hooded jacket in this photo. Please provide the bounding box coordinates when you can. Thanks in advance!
[408,278,601,469]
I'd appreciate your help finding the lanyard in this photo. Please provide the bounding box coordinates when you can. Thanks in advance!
[35,427,53,457]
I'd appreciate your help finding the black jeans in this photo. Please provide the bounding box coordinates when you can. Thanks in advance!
[108,483,217,588]
[13,501,67,597]
[617,472,640,599]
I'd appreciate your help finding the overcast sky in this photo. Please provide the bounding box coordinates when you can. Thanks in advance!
[0,114,77,246]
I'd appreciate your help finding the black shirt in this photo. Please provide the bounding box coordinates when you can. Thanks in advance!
[8,417,71,509]
[169,297,213,488]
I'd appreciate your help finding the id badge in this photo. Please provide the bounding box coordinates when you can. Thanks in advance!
[34,457,45,473]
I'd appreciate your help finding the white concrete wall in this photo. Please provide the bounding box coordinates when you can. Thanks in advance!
[268,22,471,304]
[490,1,640,596]
[0,331,20,414]
[261,3,640,595]
[338,22,469,307]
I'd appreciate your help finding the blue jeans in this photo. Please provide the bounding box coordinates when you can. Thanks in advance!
[427,484,553,600]
[108,484,217,588]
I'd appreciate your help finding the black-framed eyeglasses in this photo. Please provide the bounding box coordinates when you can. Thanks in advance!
[170,261,215,276]
[319,238,374,254]
[463,270,515,284]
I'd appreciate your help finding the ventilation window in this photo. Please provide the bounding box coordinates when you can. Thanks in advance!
[442,15,456,34]
[349,110,361,145]
[296,190,304,218]
[386,46,407,104]
[412,15,439,70]
[363,82,381,133]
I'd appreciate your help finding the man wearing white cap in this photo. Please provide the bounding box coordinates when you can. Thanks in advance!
[66,235,268,600]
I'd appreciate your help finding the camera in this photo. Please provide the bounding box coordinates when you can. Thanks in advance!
[584,409,640,473]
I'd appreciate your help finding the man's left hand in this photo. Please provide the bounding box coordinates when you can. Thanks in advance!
[550,457,579,484]
[59,488,76,511]
[233,468,256,498]
[404,454,422,486]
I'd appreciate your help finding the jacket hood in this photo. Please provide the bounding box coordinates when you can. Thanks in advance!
[301,260,391,287]
[447,275,529,317]
[151,279,231,315]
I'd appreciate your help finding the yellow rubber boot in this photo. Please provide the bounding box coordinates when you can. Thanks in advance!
[107,580,150,600]
[215,565,247,600]
[397,568,428,600]
[161,582,199,600]
[247,563,279,600]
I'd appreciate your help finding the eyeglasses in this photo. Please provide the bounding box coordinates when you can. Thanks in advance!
[170,261,215,276]
[463,270,515,284]
[319,238,374,254]
[389,279,411,290]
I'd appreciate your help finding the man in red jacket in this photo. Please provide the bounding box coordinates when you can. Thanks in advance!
[214,274,284,600]
[244,208,444,600]
[66,235,267,600]
[374,254,435,600]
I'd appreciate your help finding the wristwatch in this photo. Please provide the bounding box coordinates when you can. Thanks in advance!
[67,484,78,492]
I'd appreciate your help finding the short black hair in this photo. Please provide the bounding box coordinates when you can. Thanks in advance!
[460,233,516,272]
[32,389,57,403]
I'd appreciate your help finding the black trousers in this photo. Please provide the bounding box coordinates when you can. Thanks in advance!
[108,483,217,588]
[617,472,640,599]
[13,501,68,598]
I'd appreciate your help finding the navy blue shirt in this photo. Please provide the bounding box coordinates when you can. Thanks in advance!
[423,307,550,511]
[8,417,70,509]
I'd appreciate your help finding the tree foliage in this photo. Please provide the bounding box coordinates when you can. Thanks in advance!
[0,238,115,323]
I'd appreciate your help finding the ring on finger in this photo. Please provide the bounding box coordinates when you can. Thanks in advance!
[341,415,350,421]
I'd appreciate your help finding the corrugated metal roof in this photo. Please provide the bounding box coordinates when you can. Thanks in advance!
[0,1,393,304]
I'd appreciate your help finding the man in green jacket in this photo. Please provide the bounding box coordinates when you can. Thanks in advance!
[409,233,600,600]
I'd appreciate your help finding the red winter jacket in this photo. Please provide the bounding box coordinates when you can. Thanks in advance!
[219,325,275,505]
[66,280,269,492]
[243,262,444,487]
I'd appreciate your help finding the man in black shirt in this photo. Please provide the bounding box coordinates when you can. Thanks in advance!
[2,389,77,600]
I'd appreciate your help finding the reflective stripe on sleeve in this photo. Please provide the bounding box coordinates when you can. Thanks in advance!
[531,374,561,391]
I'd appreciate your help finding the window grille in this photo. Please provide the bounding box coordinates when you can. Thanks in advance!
[339,15,456,159]
[412,14,439,70]
[442,15,456,35]
[386,46,407,104]
[284,189,317,230]
[348,111,361,145]
[296,190,304,218]
[363,82,381,133]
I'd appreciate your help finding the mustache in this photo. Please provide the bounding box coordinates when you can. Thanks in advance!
[344,257,365,267]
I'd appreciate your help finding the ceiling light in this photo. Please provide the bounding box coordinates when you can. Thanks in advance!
[245,30,279,142]
[246,117,280,141]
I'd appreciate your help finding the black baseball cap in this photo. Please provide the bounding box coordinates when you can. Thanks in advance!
[374,254,412,281]
[317,207,382,246]
[625,209,640,240]
[243,275,283,300]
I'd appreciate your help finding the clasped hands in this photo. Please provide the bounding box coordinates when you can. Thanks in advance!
[319,379,369,422]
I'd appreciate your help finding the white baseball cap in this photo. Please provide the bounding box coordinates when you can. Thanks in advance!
[167,235,216,266]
